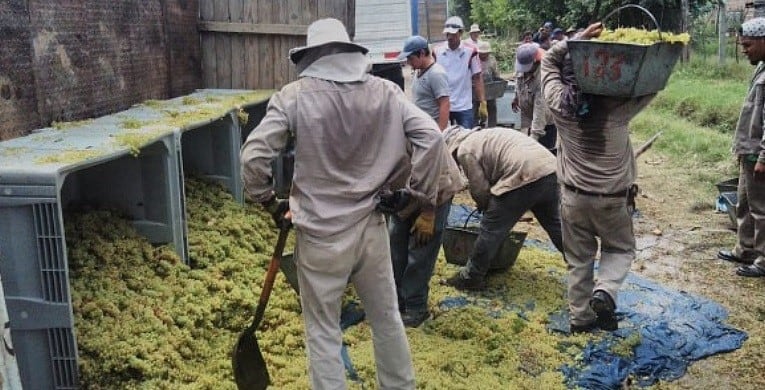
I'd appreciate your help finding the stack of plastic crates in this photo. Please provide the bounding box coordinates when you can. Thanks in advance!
[0,88,272,389]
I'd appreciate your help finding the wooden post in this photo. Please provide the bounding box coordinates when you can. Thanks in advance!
[681,0,691,61]
[719,2,727,65]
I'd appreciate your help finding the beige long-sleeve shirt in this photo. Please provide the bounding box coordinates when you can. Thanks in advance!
[241,52,444,237]
[516,64,552,141]
[455,128,555,209]
[540,40,655,194]
[734,62,765,162]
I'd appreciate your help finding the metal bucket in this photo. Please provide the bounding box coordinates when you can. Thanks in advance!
[442,210,527,271]
[567,5,683,98]
[720,192,738,227]
[716,178,738,195]
[484,79,508,101]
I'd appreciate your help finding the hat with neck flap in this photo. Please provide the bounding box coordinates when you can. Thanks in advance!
[289,18,368,64]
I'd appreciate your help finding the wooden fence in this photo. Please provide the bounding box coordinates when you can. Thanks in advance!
[199,0,355,90]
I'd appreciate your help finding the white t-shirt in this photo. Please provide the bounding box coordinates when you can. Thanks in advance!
[434,42,482,111]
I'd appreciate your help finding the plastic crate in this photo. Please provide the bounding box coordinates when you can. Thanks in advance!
[0,89,274,389]
[0,127,184,390]
[148,89,272,204]
[496,81,521,128]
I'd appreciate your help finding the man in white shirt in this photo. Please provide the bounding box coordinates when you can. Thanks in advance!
[434,16,487,128]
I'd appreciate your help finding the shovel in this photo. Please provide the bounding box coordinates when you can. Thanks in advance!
[233,224,290,390]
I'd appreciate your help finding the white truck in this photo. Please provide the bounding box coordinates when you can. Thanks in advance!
[353,0,447,89]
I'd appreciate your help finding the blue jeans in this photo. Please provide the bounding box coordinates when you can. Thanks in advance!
[389,199,452,314]
[450,109,474,129]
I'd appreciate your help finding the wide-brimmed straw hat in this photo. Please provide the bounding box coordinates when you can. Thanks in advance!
[289,18,368,64]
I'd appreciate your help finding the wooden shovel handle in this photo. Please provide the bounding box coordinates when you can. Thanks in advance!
[250,225,290,331]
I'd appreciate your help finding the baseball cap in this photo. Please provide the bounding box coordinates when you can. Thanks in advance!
[398,35,429,60]
[477,41,492,54]
[552,28,563,35]
[515,43,544,73]
[469,24,481,33]
[443,16,464,34]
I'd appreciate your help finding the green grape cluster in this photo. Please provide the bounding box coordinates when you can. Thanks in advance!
[595,27,691,45]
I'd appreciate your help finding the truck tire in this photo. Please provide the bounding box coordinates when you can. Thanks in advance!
[371,63,405,91]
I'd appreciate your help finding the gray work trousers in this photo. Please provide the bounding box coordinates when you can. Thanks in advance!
[294,212,415,390]
[561,187,634,326]
[736,159,765,268]
[463,173,564,280]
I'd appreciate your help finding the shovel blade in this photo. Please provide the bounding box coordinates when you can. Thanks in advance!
[233,330,270,390]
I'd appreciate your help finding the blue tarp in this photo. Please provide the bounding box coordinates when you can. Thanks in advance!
[560,274,747,389]
[445,203,747,388]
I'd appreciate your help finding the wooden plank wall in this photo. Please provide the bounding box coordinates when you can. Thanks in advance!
[200,0,355,90]
[418,0,447,44]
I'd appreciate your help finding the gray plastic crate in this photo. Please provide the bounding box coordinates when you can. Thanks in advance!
[496,81,521,128]
[0,89,273,389]
[153,89,272,203]
[0,126,184,390]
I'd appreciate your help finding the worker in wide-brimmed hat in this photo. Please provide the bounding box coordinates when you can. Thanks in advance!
[242,18,445,388]
[723,17,765,278]
[441,125,563,291]
[473,41,501,127]
[465,23,482,45]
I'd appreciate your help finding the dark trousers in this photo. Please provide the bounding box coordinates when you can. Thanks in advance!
[464,174,563,279]
[389,200,452,314]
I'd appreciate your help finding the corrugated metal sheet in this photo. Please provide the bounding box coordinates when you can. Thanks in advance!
[354,0,412,63]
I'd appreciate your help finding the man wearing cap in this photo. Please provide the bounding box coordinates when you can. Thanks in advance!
[722,17,765,278]
[441,126,564,291]
[434,16,487,128]
[540,22,656,333]
[465,23,482,45]
[512,42,557,152]
[387,36,462,328]
[551,28,566,44]
[241,18,444,388]
[473,41,501,127]
[400,35,450,130]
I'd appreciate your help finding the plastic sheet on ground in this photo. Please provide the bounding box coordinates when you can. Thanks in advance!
[560,274,747,389]
[344,204,747,388]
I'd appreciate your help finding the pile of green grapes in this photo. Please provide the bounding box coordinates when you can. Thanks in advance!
[67,179,614,389]
[595,27,691,45]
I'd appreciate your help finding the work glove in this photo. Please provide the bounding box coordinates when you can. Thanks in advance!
[261,195,291,229]
[410,208,436,247]
[375,189,411,214]
[478,101,489,122]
